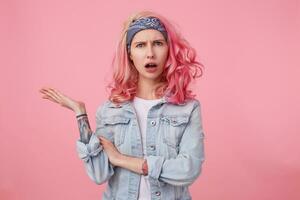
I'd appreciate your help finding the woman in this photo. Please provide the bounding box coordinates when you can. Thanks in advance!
[39,10,205,200]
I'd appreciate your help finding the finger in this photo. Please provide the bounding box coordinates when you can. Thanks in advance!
[43,89,62,104]
[100,139,112,147]
[40,90,57,101]
[54,91,65,99]
[47,88,62,100]
[39,88,56,96]
[42,95,59,104]
[39,87,48,92]
[46,93,61,104]
[99,136,110,142]
[101,142,108,149]
[49,88,64,97]
[39,88,61,102]
[49,89,74,106]
[99,137,106,144]
[39,88,49,94]
[99,138,108,145]
[40,87,54,92]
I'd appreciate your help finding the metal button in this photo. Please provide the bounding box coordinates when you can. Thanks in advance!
[171,119,177,124]
[149,145,156,150]
[150,120,156,126]
[155,191,161,196]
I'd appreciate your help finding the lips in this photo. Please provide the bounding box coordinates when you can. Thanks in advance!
[145,62,158,68]
[144,62,158,73]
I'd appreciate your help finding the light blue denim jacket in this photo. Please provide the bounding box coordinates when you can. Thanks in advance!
[76,96,205,200]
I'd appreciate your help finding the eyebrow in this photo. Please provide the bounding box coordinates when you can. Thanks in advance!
[133,39,166,45]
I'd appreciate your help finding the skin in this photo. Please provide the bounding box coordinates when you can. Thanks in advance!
[39,28,169,175]
[129,29,168,100]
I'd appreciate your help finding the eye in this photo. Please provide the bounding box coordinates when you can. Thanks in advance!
[136,43,144,48]
[154,41,163,46]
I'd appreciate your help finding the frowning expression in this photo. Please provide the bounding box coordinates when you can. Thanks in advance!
[129,29,169,82]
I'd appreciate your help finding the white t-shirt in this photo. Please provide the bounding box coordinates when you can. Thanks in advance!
[133,96,163,200]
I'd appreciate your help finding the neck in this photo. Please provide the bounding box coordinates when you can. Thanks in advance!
[136,77,163,100]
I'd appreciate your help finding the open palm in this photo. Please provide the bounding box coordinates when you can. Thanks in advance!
[39,87,85,113]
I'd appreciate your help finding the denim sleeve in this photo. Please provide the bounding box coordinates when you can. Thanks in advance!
[76,104,114,185]
[146,100,205,186]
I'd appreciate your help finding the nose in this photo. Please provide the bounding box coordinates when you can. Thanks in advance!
[146,44,154,59]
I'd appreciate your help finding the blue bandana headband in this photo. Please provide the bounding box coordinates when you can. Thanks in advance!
[126,17,168,53]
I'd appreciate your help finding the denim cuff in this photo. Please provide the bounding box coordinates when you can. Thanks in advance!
[76,133,103,163]
[146,155,165,184]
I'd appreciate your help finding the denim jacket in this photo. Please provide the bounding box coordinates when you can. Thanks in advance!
[76,96,205,200]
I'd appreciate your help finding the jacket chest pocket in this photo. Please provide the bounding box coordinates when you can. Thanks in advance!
[101,116,131,147]
[160,115,190,153]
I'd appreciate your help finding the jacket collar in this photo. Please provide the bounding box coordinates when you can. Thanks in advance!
[107,95,168,109]
[107,95,188,109]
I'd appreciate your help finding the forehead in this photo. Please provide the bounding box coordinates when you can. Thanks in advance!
[131,29,165,42]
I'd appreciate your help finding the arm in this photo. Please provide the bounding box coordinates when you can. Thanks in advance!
[77,115,92,144]
[101,101,205,186]
[116,155,147,175]
[39,88,114,184]
[75,105,114,185]
[99,136,147,175]
[145,101,205,186]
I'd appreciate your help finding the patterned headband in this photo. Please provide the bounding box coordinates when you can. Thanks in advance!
[126,17,168,53]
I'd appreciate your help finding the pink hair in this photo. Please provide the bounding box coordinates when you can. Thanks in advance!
[107,10,204,105]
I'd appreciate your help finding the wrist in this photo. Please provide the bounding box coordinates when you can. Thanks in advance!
[74,104,86,116]
[115,153,126,167]
[142,159,148,176]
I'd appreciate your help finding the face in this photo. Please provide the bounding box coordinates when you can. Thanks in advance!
[129,29,169,83]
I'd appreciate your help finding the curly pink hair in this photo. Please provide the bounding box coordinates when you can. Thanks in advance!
[107,10,204,105]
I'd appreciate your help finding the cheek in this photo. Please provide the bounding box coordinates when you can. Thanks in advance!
[132,59,143,68]
[161,46,168,56]
[131,52,143,63]
[131,56,144,69]
[161,49,169,62]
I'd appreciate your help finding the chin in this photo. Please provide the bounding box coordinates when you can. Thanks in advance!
[143,73,163,81]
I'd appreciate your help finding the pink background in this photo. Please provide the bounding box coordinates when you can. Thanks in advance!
[1,0,299,199]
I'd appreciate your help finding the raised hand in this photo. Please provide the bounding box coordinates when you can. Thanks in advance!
[39,87,86,115]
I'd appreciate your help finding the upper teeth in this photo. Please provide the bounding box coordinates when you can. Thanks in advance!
[145,63,157,68]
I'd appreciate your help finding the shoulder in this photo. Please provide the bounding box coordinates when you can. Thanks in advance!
[166,98,201,111]
[95,99,128,118]
[160,99,201,121]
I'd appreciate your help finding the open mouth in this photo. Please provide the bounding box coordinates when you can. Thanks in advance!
[145,63,158,68]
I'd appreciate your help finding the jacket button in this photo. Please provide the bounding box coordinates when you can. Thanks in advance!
[150,120,156,126]
[155,191,161,196]
[150,145,156,150]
